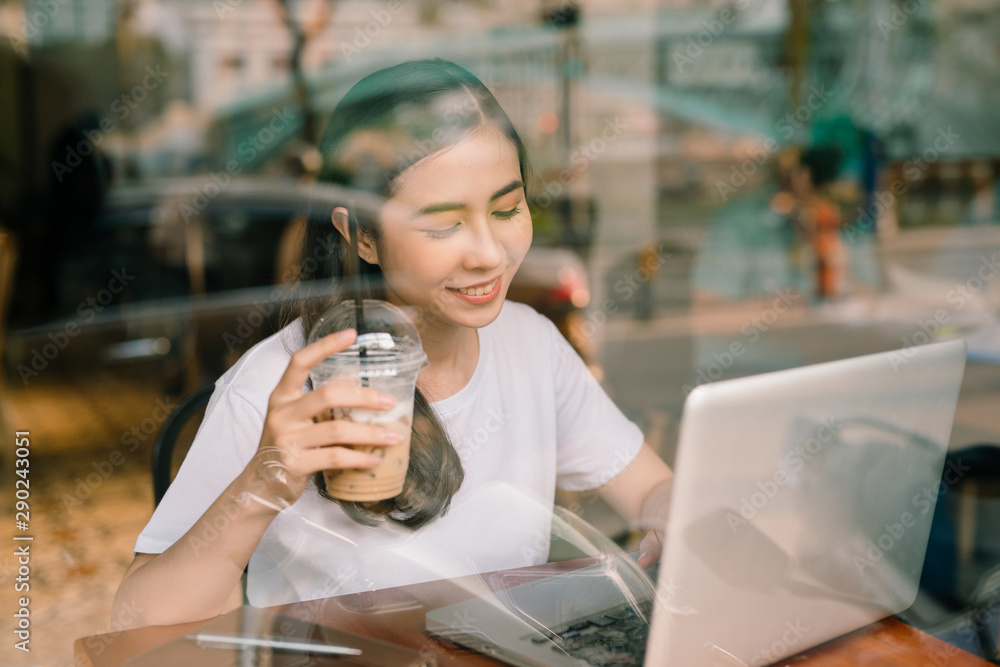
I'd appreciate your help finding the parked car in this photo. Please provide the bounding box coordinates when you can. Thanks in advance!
[3,178,598,398]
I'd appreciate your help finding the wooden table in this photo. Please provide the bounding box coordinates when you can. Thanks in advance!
[75,559,994,666]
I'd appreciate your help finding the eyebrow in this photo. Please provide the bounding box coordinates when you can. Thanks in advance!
[413,179,524,217]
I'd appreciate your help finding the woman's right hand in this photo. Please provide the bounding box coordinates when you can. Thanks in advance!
[245,328,400,506]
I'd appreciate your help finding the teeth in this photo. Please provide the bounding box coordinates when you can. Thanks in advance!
[457,279,497,296]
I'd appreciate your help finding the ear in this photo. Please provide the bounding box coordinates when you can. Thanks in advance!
[332,206,379,265]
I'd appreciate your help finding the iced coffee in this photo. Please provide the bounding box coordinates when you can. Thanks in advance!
[315,402,414,501]
[308,300,428,502]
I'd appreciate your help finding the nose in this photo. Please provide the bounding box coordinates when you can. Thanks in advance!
[462,218,506,272]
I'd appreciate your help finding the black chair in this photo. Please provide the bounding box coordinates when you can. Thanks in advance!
[902,443,1000,662]
[150,383,251,603]
[151,384,215,506]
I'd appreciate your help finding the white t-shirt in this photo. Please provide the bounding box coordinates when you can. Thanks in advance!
[135,301,644,606]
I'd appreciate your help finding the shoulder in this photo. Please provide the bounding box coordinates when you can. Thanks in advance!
[484,300,568,367]
[216,319,305,411]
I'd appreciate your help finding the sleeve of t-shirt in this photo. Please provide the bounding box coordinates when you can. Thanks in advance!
[133,383,264,555]
[543,315,644,491]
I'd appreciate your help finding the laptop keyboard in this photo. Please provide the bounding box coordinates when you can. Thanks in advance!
[528,599,653,666]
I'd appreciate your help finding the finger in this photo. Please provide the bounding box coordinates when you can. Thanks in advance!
[272,329,357,404]
[637,530,663,569]
[290,382,395,422]
[282,419,401,450]
[302,445,383,472]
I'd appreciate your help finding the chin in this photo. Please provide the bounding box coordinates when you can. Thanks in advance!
[453,297,506,330]
[407,292,503,331]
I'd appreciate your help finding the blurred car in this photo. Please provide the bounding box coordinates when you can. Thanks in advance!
[3,178,598,398]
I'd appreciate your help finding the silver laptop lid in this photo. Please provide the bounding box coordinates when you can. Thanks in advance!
[646,339,967,666]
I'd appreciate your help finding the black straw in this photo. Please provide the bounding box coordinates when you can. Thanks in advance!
[347,207,368,390]
[347,207,367,339]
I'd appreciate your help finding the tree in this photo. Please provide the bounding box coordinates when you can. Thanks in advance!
[274,0,334,143]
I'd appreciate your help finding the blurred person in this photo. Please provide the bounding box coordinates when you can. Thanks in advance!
[48,113,115,238]
[789,146,845,302]
[39,114,115,317]
[112,59,674,627]
[634,240,661,320]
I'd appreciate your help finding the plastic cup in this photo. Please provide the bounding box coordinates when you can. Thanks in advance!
[308,300,427,502]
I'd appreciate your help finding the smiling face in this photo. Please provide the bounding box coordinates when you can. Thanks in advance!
[357,126,532,331]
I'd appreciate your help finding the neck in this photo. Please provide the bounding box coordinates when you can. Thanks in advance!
[419,318,475,372]
[415,318,478,402]
[384,291,477,395]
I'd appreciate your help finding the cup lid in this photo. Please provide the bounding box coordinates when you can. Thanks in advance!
[307,299,427,366]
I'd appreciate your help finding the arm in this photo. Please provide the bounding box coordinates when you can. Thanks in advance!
[112,472,281,627]
[112,329,400,628]
[597,443,673,568]
[541,311,672,566]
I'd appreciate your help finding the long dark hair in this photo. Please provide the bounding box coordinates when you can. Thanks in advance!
[286,59,529,528]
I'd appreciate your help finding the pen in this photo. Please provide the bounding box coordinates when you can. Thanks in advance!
[190,632,363,656]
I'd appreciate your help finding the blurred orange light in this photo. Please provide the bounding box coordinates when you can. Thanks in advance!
[570,288,590,308]
[537,111,560,134]
[558,267,576,285]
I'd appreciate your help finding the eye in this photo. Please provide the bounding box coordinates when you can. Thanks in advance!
[493,204,522,220]
[426,223,461,239]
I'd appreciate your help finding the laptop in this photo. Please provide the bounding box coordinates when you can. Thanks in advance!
[426,339,967,666]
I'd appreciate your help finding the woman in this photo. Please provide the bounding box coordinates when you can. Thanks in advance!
[113,59,673,627]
